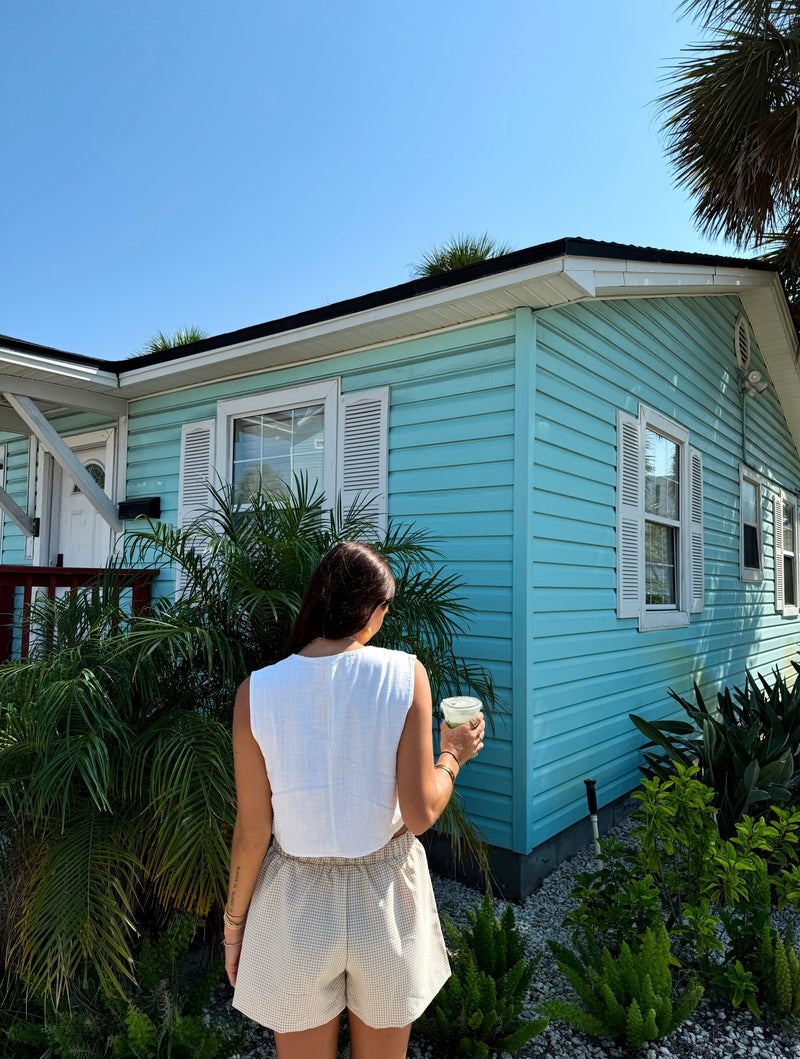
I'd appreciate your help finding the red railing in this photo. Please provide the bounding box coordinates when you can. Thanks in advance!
[0,566,159,661]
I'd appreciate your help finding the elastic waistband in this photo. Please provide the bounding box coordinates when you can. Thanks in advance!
[271,829,415,866]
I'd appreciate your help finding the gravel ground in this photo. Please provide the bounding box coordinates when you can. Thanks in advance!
[214,828,800,1058]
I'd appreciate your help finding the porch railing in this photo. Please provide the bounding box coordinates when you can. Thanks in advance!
[0,566,160,661]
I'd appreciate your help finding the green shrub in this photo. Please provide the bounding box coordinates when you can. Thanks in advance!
[631,666,800,837]
[6,916,243,1059]
[564,763,800,1016]
[540,925,703,1049]
[416,892,547,1057]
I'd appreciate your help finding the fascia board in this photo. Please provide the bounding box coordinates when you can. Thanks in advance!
[0,345,119,388]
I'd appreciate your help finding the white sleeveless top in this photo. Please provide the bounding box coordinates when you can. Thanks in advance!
[248,645,416,857]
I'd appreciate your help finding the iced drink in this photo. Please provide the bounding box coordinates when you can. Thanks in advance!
[441,696,482,728]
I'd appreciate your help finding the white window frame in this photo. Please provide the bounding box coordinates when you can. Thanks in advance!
[739,465,764,582]
[216,379,339,502]
[617,404,703,631]
[774,488,800,617]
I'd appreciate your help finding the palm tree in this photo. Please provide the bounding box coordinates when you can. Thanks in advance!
[0,479,496,1005]
[139,326,209,354]
[659,0,800,279]
[411,232,515,278]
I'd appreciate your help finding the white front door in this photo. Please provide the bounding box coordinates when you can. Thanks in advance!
[57,443,113,568]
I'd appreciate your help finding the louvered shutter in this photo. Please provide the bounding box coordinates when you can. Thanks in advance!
[177,419,215,594]
[616,411,642,619]
[775,493,785,613]
[338,388,389,535]
[689,448,704,613]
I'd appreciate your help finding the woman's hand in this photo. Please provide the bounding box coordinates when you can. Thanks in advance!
[440,711,485,765]
[224,934,243,987]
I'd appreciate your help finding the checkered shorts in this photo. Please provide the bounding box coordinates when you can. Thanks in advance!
[231,830,451,1033]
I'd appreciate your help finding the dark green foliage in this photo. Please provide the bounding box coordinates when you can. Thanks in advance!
[416,892,547,1056]
[5,916,244,1059]
[410,232,515,278]
[540,926,703,1049]
[631,666,800,837]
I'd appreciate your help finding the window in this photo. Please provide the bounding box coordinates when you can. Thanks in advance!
[218,380,339,501]
[177,380,389,579]
[617,405,703,630]
[774,489,800,616]
[739,467,763,581]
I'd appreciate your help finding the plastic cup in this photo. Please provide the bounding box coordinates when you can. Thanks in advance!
[441,696,482,728]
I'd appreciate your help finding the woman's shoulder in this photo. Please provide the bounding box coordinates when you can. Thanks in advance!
[362,645,416,665]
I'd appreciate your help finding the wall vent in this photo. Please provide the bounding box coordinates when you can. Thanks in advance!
[735,313,751,372]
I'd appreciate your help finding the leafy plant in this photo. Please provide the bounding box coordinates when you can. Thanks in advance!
[0,577,235,1004]
[5,916,243,1059]
[631,666,800,837]
[563,763,800,1016]
[410,232,515,278]
[540,925,703,1049]
[416,892,547,1057]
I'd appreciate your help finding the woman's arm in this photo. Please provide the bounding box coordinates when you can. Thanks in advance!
[396,658,484,835]
[224,676,272,986]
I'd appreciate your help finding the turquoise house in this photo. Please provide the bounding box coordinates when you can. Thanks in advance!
[2,237,800,897]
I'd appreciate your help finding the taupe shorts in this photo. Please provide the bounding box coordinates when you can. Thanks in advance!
[232,830,450,1033]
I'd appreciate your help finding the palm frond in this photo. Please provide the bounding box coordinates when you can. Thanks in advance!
[13,810,140,1002]
[130,711,235,914]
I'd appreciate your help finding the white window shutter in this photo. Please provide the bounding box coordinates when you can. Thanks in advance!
[177,419,216,594]
[775,493,785,612]
[338,388,389,535]
[689,447,704,613]
[617,411,642,619]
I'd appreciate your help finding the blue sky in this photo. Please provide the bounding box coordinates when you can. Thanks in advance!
[1,0,738,360]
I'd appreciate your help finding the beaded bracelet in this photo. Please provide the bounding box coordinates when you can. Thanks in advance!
[435,762,456,785]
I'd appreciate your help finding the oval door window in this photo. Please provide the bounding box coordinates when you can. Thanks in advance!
[72,461,105,494]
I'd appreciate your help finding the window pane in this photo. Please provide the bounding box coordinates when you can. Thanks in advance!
[645,430,679,520]
[784,503,796,554]
[742,479,757,524]
[232,403,324,495]
[645,521,677,605]
[786,556,797,606]
[743,525,760,570]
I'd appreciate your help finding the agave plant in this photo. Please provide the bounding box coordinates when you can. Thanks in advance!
[630,666,800,837]
[0,479,497,1005]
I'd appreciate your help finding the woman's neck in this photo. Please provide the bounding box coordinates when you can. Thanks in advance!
[297,635,366,658]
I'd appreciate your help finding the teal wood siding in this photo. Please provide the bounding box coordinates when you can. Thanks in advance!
[124,318,518,847]
[1,436,32,564]
[528,294,800,850]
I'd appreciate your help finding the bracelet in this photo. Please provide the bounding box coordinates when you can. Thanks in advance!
[224,910,246,930]
[223,938,243,946]
[435,762,456,785]
[439,750,461,768]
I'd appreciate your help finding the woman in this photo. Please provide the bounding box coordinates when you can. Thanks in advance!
[223,540,485,1059]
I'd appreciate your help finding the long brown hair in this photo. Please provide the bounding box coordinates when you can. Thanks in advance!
[286,541,395,654]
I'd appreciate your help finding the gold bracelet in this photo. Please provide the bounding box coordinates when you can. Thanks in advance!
[435,762,456,785]
[224,910,246,930]
[223,938,243,946]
